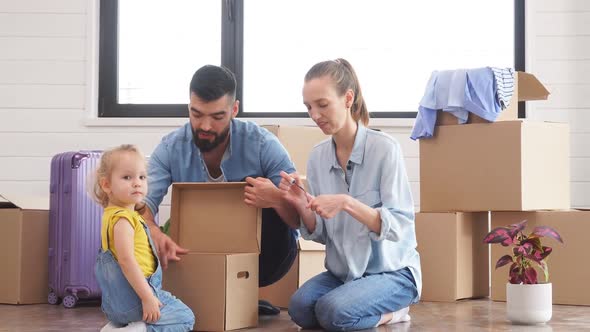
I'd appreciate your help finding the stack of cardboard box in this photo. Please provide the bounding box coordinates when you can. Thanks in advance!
[415,72,582,304]
[163,183,262,331]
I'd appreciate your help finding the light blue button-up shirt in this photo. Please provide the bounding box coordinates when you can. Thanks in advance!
[145,119,295,215]
[301,125,422,296]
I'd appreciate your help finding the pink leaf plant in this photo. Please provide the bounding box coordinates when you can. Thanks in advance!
[483,220,563,284]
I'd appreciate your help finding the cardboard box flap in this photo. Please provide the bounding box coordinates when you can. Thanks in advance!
[170,183,262,253]
[516,72,550,101]
[0,194,49,210]
[298,239,325,251]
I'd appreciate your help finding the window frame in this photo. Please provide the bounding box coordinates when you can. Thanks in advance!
[98,0,525,118]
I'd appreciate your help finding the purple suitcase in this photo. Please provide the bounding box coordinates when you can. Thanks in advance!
[48,151,103,308]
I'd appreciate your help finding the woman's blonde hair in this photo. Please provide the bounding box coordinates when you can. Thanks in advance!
[91,144,146,208]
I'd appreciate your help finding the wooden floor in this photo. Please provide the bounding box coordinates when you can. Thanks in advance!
[1,298,589,331]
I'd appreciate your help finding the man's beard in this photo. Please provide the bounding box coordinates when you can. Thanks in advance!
[193,124,230,153]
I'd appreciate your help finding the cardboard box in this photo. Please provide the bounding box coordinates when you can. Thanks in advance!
[259,239,326,308]
[437,71,550,125]
[263,125,328,176]
[491,211,590,306]
[0,194,49,304]
[165,253,259,331]
[163,183,261,331]
[420,121,570,212]
[415,212,489,302]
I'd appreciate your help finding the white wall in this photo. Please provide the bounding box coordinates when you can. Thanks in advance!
[526,0,590,208]
[0,0,587,224]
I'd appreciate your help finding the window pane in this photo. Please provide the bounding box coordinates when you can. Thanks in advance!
[118,0,221,104]
[243,0,514,113]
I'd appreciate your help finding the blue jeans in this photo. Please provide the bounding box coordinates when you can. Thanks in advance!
[288,268,418,331]
[95,223,195,332]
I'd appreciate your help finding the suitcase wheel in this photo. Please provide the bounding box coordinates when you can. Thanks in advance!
[63,294,78,308]
[48,292,60,305]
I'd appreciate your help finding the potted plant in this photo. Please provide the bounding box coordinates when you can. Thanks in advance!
[483,219,563,325]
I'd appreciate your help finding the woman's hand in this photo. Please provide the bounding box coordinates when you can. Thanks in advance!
[307,194,350,219]
[278,171,309,210]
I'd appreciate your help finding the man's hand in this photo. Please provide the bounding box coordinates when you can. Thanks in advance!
[244,177,280,208]
[149,225,189,269]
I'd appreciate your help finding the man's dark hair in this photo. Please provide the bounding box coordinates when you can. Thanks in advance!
[189,65,237,102]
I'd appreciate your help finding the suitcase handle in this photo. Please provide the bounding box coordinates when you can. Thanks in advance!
[71,153,90,169]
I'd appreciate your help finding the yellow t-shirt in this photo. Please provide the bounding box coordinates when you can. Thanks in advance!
[101,206,156,277]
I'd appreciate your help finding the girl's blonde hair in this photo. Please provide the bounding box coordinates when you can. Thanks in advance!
[91,144,146,208]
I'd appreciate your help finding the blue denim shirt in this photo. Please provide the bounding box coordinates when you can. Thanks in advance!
[145,119,296,215]
[301,125,422,296]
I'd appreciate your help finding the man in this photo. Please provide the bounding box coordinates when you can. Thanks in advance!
[136,65,299,315]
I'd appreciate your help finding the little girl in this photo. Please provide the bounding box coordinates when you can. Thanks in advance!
[92,144,195,332]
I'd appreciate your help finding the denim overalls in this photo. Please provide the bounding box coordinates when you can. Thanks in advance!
[95,213,195,332]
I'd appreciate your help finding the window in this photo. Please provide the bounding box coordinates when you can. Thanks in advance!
[99,0,524,118]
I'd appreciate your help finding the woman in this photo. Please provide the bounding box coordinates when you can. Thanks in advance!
[279,58,422,331]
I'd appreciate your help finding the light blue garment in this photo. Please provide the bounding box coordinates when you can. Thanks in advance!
[289,268,418,331]
[411,69,469,140]
[464,67,503,122]
[301,125,422,297]
[419,69,469,123]
[95,218,195,331]
[145,119,296,215]
[410,67,514,140]
[408,105,438,140]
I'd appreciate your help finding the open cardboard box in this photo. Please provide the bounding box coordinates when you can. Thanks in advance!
[162,183,261,331]
[437,71,550,125]
[0,194,49,304]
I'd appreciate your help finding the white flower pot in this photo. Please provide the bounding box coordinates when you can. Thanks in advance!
[506,283,552,325]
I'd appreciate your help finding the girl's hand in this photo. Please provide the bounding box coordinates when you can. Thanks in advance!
[307,194,350,219]
[278,171,309,209]
[142,294,162,323]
